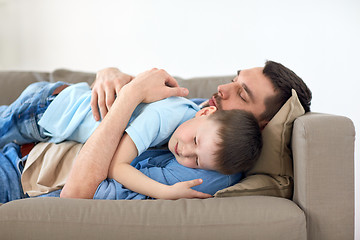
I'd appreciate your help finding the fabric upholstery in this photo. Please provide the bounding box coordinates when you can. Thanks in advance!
[292,113,355,240]
[0,196,306,240]
[215,90,304,198]
[0,70,355,240]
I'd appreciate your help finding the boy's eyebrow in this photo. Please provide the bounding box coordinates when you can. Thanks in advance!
[237,70,241,76]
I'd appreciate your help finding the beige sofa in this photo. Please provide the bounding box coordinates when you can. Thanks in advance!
[0,69,355,240]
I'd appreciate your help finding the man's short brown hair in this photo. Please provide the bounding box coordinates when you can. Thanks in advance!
[260,60,312,122]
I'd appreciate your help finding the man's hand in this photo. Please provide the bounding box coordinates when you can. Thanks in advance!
[127,68,189,104]
[91,67,134,121]
[164,179,213,200]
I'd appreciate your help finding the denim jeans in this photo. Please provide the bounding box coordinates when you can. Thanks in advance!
[0,143,28,203]
[0,81,66,149]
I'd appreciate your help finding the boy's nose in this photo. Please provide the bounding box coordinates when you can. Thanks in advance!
[181,144,195,157]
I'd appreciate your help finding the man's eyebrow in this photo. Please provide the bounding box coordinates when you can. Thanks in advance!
[242,83,255,102]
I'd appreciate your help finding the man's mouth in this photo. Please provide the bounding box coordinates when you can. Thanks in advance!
[208,95,217,107]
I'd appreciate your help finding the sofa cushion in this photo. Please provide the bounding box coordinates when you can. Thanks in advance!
[0,196,306,240]
[215,90,305,198]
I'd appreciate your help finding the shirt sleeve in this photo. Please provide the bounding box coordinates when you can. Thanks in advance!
[125,97,198,156]
[142,159,242,196]
[93,153,242,200]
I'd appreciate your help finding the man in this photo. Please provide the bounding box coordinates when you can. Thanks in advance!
[60,60,311,199]
[91,61,311,128]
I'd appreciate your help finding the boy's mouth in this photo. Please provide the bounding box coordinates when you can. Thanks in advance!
[175,142,179,156]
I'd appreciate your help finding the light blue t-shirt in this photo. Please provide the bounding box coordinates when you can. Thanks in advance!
[34,83,243,200]
[38,83,200,155]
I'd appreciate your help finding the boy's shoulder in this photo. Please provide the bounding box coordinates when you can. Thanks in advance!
[146,97,199,110]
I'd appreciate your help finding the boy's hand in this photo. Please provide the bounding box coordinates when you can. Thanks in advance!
[165,179,213,200]
[91,67,134,121]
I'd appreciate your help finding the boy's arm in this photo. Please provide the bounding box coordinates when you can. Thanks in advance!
[108,133,212,200]
[60,69,189,199]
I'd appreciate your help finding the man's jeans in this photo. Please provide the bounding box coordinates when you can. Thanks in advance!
[0,143,27,203]
[0,81,65,149]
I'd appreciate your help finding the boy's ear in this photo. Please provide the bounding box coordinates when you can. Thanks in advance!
[195,106,217,117]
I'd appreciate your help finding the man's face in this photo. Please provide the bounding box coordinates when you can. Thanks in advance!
[209,67,276,127]
[168,110,220,171]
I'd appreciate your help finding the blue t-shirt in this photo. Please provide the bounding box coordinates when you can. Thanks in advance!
[37,83,242,199]
[94,149,242,200]
[38,83,199,156]
[41,149,242,200]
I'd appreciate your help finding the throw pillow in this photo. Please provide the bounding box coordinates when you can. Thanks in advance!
[215,89,305,198]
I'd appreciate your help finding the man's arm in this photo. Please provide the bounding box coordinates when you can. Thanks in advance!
[60,69,189,199]
[107,133,212,200]
[91,67,134,121]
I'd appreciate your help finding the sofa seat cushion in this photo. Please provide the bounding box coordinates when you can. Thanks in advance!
[0,196,306,240]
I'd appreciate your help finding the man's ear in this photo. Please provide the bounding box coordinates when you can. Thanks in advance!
[195,106,217,117]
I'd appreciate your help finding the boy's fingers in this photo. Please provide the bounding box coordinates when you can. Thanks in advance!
[195,192,213,199]
[186,178,203,188]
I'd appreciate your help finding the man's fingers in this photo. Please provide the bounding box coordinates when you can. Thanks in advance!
[164,75,180,88]
[105,88,116,112]
[97,90,108,120]
[166,87,189,98]
[91,91,100,121]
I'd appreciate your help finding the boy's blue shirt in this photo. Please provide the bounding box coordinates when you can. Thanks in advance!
[33,83,242,200]
[38,83,199,156]
[94,149,242,200]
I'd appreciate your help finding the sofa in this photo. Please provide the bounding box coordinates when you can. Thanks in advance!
[0,69,355,240]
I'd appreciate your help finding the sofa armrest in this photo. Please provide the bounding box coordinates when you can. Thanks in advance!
[292,112,355,240]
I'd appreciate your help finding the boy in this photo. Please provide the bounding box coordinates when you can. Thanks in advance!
[0,80,262,201]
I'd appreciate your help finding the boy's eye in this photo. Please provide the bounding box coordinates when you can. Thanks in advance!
[194,137,197,144]
[195,157,199,166]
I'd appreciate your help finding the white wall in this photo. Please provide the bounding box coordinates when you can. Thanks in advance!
[1,0,359,237]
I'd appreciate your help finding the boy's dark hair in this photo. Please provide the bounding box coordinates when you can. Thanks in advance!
[260,60,312,122]
[209,109,262,175]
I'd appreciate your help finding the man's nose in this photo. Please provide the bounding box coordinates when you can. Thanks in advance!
[217,83,231,99]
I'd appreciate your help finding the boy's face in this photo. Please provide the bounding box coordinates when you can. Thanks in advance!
[168,107,220,171]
